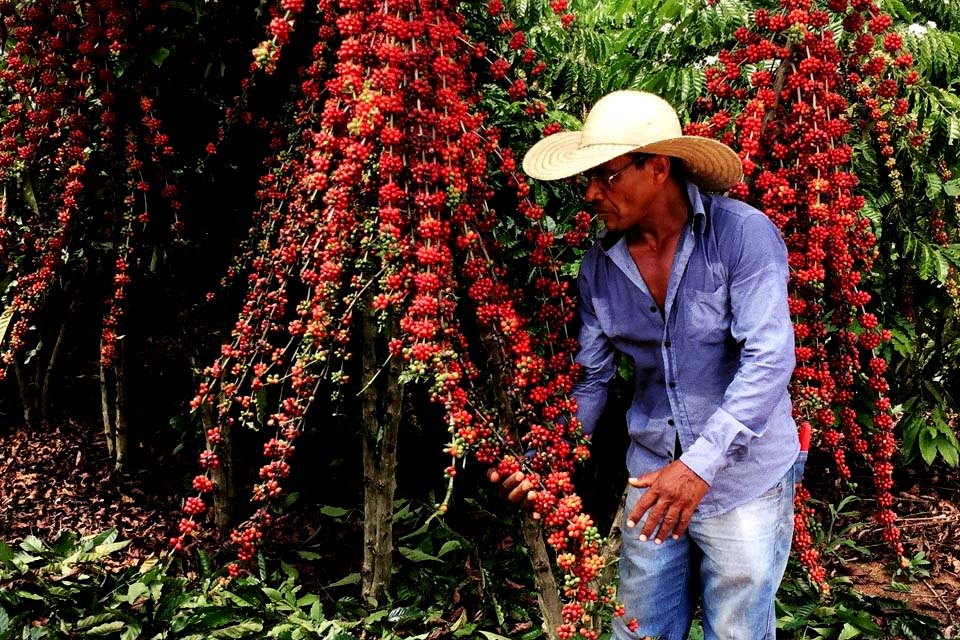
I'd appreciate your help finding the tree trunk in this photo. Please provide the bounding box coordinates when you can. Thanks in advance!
[13,357,35,427]
[202,399,237,529]
[112,338,129,473]
[521,513,563,640]
[39,294,77,420]
[99,336,130,473]
[596,490,625,588]
[100,348,116,459]
[188,352,238,529]
[360,309,403,604]
[35,287,80,421]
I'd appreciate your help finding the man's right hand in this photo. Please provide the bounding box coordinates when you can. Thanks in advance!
[486,468,539,519]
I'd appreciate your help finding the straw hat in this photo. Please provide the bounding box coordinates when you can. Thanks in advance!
[522,91,742,192]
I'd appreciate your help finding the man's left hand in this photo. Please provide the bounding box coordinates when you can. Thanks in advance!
[626,461,708,544]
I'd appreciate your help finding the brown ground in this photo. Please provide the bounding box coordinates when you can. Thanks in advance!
[838,473,960,636]
[0,420,182,562]
[1,420,958,636]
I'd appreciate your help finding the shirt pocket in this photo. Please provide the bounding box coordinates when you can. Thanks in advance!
[684,285,731,343]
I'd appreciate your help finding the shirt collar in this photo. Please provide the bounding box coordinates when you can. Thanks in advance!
[685,180,707,226]
[597,180,706,254]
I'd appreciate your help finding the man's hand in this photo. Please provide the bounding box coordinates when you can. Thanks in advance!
[486,468,539,519]
[626,460,708,544]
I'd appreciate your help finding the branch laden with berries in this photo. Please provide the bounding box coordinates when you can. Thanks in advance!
[0,0,182,444]
[174,0,621,637]
[683,0,932,586]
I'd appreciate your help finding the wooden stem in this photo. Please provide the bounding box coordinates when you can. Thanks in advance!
[40,294,77,420]
[360,308,402,603]
[189,353,237,530]
[113,338,129,473]
[478,330,563,638]
[99,340,115,459]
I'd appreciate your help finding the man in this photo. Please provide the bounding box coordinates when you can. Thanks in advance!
[490,91,805,639]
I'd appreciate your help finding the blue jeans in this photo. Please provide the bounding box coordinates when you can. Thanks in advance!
[612,462,801,640]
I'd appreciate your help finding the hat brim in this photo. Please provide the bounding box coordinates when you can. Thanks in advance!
[522,131,743,193]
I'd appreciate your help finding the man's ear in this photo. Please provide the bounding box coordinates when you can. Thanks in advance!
[650,155,672,183]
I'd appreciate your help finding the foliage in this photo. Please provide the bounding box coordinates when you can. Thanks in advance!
[0,0,187,370]
[775,493,944,639]
[776,565,944,640]
[0,514,547,640]
[858,0,960,469]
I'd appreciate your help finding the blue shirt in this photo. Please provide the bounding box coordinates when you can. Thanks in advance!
[573,182,799,518]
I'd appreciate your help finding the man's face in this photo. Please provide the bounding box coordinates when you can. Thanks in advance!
[582,154,656,233]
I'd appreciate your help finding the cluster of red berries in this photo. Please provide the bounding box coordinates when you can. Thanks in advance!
[694,0,916,583]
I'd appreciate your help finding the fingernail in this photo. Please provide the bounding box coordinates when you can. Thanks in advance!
[654,538,662,545]
[638,534,647,542]
[626,519,635,528]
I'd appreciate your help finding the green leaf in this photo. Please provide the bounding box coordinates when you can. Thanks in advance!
[180,607,246,633]
[89,621,126,635]
[150,47,171,66]
[91,540,131,558]
[20,173,40,215]
[365,609,388,625]
[0,605,9,634]
[453,622,478,637]
[76,613,119,629]
[0,540,24,572]
[296,594,319,608]
[19,536,46,554]
[326,572,360,588]
[948,115,960,145]
[900,413,924,463]
[126,581,150,604]
[258,551,267,582]
[437,540,463,557]
[479,632,513,640]
[398,546,440,563]
[938,441,959,467]
[944,178,960,197]
[87,529,119,549]
[320,505,348,517]
[121,622,143,640]
[0,307,14,350]
[918,427,938,466]
[925,173,943,200]
[262,587,284,602]
[837,622,861,640]
[199,549,212,580]
[254,386,267,424]
[212,621,264,638]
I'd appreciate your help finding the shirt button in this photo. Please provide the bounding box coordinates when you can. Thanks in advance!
[664,341,672,348]
[668,419,675,426]
[669,381,676,389]
[649,305,657,313]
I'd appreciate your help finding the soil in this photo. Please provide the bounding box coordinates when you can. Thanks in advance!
[1,419,958,636]
[837,471,960,636]
[0,420,184,563]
